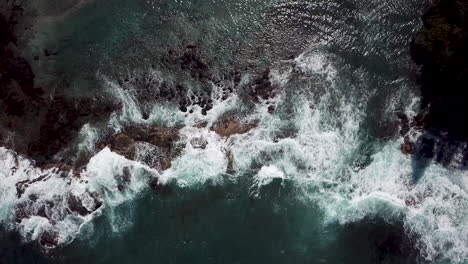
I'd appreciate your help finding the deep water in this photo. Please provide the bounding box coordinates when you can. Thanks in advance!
[0,0,467,264]
[0,183,424,264]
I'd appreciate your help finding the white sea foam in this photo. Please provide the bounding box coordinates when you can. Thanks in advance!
[0,147,158,246]
[162,127,228,187]
[0,50,466,263]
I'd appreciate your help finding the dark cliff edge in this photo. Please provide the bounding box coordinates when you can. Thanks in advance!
[0,3,43,119]
[410,0,468,140]
[0,2,116,166]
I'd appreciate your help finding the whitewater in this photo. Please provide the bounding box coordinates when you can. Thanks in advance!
[0,47,466,263]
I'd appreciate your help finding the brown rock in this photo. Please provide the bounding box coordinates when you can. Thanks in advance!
[150,126,180,149]
[160,159,172,171]
[113,133,134,151]
[401,142,415,155]
[211,115,258,137]
[58,163,72,172]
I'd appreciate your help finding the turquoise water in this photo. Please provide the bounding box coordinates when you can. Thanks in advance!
[1,0,467,263]
[2,182,423,264]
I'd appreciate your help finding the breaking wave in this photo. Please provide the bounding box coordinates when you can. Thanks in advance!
[0,49,466,263]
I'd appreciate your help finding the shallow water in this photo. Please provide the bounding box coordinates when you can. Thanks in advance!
[0,0,467,263]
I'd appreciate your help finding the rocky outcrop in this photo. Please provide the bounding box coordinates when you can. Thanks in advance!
[102,125,184,171]
[14,175,103,249]
[400,140,415,155]
[400,0,468,170]
[26,96,116,166]
[122,44,215,115]
[410,0,468,140]
[245,68,278,103]
[39,229,60,249]
[15,189,103,248]
[211,114,258,138]
[397,111,468,169]
[0,4,118,166]
[178,45,210,80]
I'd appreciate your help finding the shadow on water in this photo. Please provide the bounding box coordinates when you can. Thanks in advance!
[410,130,468,184]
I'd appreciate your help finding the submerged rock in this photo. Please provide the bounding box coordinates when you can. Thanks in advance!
[149,177,173,196]
[190,137,208,149]
[242,68,279,103]
[178,47,210,80]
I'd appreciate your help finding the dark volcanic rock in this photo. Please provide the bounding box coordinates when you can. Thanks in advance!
[0,5,117,166]
[27,96,116,165]
[190,137,207,149]
[0,10,43,118]
[39,229,59,248]
[397,112,410,136]
[67,194,91,216]
[245,68,278,103]
[410,0,468,140]
[112,133,136,158]
[179,48,210,80]
[67,192,102,216]
[335,218,420,264]
[149,177,173,196]
[15,174,51,198]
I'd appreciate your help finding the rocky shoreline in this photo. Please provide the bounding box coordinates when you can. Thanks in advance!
[410,0,468,140]
[0,1,465,261]
[397,0,468,171]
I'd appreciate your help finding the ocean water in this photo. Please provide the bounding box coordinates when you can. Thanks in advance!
[1,0,467,263]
